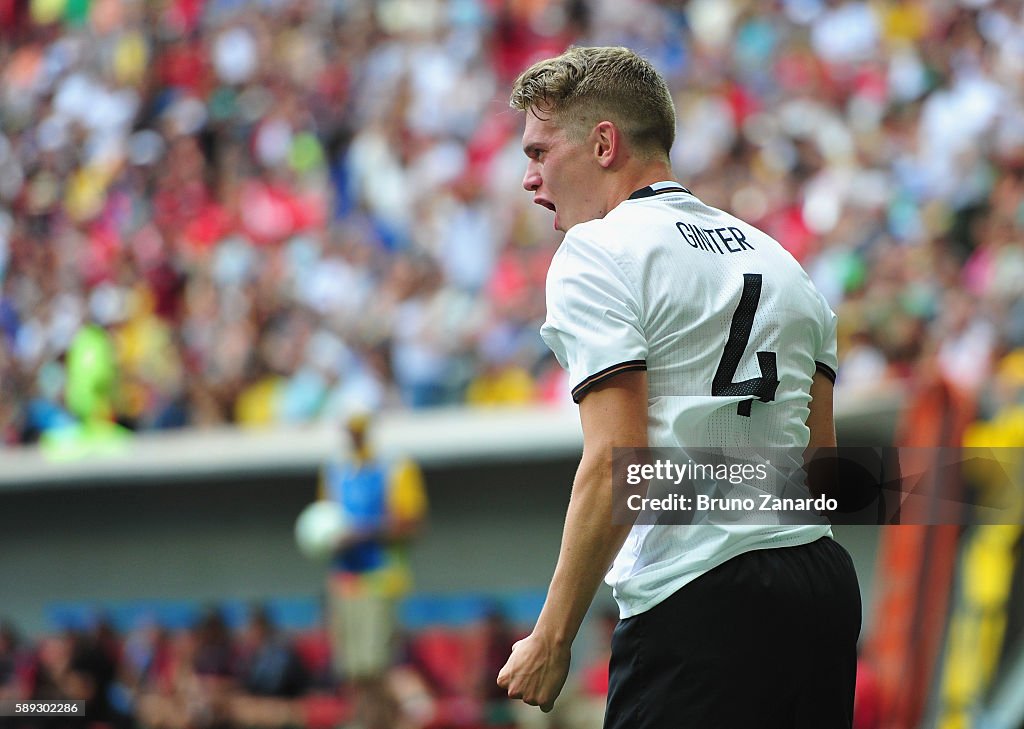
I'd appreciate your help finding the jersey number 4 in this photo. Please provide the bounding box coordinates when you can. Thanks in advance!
[712,273,779,417]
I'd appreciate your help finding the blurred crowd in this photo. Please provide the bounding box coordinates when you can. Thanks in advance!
[1,609,313,729]
[0,607,611,729]
[1,0,1023,444]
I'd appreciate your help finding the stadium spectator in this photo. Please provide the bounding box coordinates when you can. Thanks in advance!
[0,620,29,701]
[479,604,520,727]
[111,617,173,719]
[320,410,427,729]
[65,617,122,724]
[224,606,310,728]
[235,606,308,700]
[191,606,235,681]
[135,607,235,729]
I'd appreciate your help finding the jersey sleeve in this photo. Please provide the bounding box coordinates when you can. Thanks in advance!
[814,291,838,384]
[540,233,648,403]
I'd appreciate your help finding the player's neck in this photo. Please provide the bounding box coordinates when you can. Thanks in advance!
[603,161,678,213]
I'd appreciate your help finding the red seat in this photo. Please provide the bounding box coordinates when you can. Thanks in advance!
[301,694,351,729]
[410,629,475,697]
[292,630,333,677]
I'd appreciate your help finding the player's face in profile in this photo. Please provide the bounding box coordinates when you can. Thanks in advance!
[521,110,601,233]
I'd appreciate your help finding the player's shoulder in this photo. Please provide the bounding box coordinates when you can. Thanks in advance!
[560,216,636,264]
[550,225,646,302]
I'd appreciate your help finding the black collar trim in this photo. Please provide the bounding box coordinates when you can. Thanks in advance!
[628,184,691,200]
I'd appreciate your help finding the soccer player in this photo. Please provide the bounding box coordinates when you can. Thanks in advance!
[497,47,862,728]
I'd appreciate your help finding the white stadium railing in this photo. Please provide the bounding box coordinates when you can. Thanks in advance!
[0,385,904,491]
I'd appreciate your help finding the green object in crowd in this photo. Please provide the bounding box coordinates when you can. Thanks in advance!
[43,324,131,461]
[208,87,239,122]
[64,0,89,26]
[65,324,116,421]
[289,132,325,173]
[838,251,866,293]
[41,420,131,461]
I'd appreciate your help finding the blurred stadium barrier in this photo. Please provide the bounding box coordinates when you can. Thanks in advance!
[0,388,904,490]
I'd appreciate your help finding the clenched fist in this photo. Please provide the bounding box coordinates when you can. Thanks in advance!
[496,632,571,713]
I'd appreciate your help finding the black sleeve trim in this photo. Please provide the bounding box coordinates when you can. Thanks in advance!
[571,360,647,403]
[815,361,837,384]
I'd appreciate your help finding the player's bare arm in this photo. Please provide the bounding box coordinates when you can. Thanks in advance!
[807,371,837,449]
[497,369,648,711]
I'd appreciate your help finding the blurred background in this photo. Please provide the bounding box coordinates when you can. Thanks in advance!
[1,0,1023,727]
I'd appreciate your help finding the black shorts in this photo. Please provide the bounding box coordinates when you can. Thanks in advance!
[604,537,861,729]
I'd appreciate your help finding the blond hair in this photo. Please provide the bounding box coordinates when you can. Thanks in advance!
[509,46,676,161]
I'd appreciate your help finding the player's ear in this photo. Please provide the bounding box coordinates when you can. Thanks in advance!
[593,121,618,169]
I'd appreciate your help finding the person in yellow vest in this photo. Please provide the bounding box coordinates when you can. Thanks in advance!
[320,410,427,729]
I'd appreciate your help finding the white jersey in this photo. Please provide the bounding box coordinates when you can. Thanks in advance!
[540,182,837,618]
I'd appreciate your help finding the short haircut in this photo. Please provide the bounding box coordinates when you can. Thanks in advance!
[509,46,676,161]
